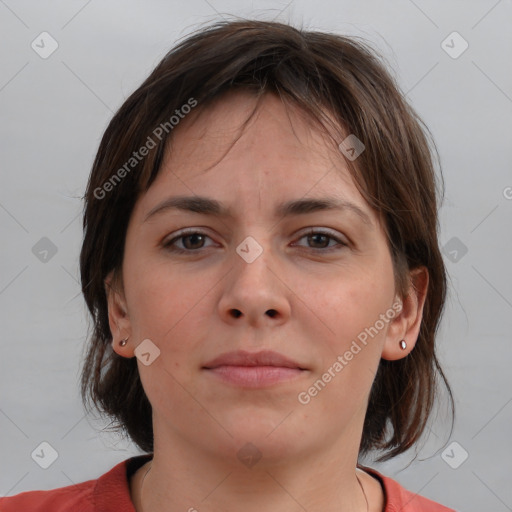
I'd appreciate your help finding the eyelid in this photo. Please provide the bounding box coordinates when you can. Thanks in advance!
[292,227,350,250]
[296,227,349,242]
[163,226,350,253]
[164,226,347,242]
[163,227,216,246]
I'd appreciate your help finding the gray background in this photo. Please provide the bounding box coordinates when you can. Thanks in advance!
[1,1,511,511]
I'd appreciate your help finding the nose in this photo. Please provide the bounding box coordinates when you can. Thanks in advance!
[217,238,291,328]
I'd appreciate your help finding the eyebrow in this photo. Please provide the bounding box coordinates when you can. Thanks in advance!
[143,195,372,225]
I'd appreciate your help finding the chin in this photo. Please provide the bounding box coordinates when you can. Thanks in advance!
[223,413,304,458]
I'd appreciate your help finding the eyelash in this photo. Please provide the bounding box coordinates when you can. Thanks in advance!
[163,228,348,254]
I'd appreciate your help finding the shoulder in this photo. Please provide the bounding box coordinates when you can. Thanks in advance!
[362,466,458,512]
[0,480,95,512]
[0,454,152,512]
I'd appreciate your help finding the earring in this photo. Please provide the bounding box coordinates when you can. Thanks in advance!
[119,337,129,347]
[399,339,407,350]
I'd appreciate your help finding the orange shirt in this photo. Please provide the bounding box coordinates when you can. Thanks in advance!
[0,454,456,511]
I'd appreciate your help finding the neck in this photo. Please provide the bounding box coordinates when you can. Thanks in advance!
[135,427,371,512]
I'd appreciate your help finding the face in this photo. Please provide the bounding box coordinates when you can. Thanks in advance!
[107,91,420,466]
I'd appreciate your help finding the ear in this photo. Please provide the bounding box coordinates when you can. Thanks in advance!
[381,266,429,361]
[105,270,134,358]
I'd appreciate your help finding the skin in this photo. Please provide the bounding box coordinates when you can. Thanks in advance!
[105,91,428,512]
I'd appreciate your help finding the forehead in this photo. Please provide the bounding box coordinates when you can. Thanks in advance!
[165,91,345,178]
[135,91,376,225]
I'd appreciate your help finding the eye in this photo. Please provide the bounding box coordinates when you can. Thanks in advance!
[293,229,348,252]
[163,228,348,255]
[163,229,215,253]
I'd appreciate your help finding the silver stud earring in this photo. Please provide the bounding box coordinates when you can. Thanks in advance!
[119,337,129,347]
[399,339,407,350]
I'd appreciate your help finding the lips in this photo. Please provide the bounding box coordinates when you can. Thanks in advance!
[202,350,306,370]
[202,350,307,388]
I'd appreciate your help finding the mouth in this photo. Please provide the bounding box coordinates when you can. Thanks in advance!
[202,350,308,388]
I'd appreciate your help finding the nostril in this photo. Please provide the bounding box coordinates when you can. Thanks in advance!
[231,309,242,318]
[266,309,277,317]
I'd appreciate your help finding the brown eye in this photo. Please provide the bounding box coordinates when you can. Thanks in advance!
[294,229,348,252]
[164,230,214,253]
[307,233,330,249]
[180,233,206,250]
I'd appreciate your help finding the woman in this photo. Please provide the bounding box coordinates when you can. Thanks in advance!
[1,19,456,511]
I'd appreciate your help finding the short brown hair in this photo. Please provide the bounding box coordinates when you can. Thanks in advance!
[79,19,454,461]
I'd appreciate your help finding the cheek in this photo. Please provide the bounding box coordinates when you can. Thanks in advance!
[124,255,213,353]
[295,274,394,421]
[124,258,213,411]
[309,261,394,344]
